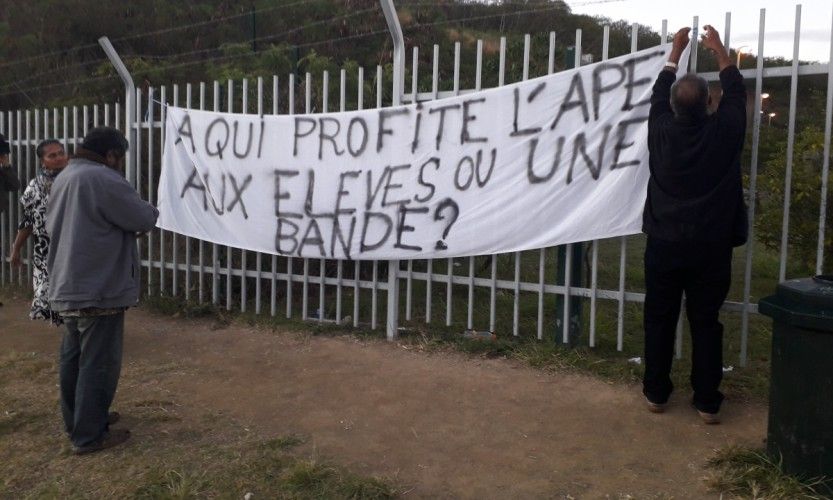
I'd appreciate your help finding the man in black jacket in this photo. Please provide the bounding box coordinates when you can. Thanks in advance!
[642,25,747,424]
[0,132,21,306]
[0,132,21,217]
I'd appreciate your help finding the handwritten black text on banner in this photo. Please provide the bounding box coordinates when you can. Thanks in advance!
[158,44,687,260]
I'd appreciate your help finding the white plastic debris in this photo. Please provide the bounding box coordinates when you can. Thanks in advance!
[722,365,734,373]
[628,357,642,364]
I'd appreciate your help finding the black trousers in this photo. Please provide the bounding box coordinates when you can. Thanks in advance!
[642,237,732,414]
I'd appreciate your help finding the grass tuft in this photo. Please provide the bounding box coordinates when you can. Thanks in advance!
[705,446,832,499]
[280,459,339,492]
[403,325,644,386]
[134,469,210,499]
[261,434,306,451]
[337,474,398,499]
[279,459,398,499]
[142,294,232,329]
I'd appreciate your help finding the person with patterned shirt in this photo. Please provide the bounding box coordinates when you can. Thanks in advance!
[10,139,68,324]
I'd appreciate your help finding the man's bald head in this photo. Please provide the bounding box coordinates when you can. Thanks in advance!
[670,74,709,120]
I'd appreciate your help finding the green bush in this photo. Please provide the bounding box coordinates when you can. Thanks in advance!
[755,126,832,272]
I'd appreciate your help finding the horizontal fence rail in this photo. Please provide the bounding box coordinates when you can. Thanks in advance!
[2,5,831,368]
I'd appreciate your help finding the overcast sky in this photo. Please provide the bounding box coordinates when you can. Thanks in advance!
[566,0,832,63]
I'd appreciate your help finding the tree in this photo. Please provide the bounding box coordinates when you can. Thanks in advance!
[755,126,832,272]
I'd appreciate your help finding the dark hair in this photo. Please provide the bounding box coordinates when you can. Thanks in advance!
[81,127,129,158]
[0,133,9,155]
[36,139,63,159]
[670,74,709,120]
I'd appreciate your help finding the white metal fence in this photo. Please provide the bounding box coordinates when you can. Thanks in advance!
[2,5,831,367]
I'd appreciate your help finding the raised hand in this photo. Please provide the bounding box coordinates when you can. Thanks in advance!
[672,27,691,52]
[701,25,724,53]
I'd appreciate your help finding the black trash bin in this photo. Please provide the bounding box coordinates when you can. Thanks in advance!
[759,275,833,483]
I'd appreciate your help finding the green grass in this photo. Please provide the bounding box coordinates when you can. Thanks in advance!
[705,447,832,499]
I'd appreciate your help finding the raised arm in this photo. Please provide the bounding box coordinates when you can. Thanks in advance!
[650,28,690,121]
[701,25,733,72]
[702,25,746,127]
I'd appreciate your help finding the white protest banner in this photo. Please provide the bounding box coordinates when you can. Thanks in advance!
[158,43,688,260]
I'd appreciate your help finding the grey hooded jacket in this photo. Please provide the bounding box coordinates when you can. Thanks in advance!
[46,157,159,311]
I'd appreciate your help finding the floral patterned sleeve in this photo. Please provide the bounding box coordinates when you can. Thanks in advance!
[18,180,38,230]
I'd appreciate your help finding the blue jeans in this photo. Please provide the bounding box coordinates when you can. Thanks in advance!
[59,312,124,448]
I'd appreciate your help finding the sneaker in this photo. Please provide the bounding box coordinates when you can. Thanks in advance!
[72,429,130,455]
[645,396,667,414]
[697,410,721,425]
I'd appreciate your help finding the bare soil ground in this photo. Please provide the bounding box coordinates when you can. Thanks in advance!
[0,296,767,498]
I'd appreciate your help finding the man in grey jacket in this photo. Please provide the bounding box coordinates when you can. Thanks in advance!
[47,127,158,454]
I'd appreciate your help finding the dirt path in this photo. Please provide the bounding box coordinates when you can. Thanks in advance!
[1,297,767,498]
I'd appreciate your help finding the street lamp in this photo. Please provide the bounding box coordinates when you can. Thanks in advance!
[761,93,772,126]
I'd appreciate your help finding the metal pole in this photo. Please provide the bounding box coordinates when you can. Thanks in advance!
[380,0,404,341]
[556,32,584,346]
[98,36,136,188]
[817,5,833,275]
[380,0,405,105]
[779,5,802,282]
[740,8,767,367]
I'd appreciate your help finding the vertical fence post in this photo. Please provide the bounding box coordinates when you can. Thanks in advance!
[556,29,585,346]
[817,5,833,275]
[380,0,404,341]
[97,37,136,188]
[741,8,767,368]
[779,4,802,282]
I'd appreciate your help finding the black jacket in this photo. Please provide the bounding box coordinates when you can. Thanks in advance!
[642,65,747,245]
[0,165,21,215]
